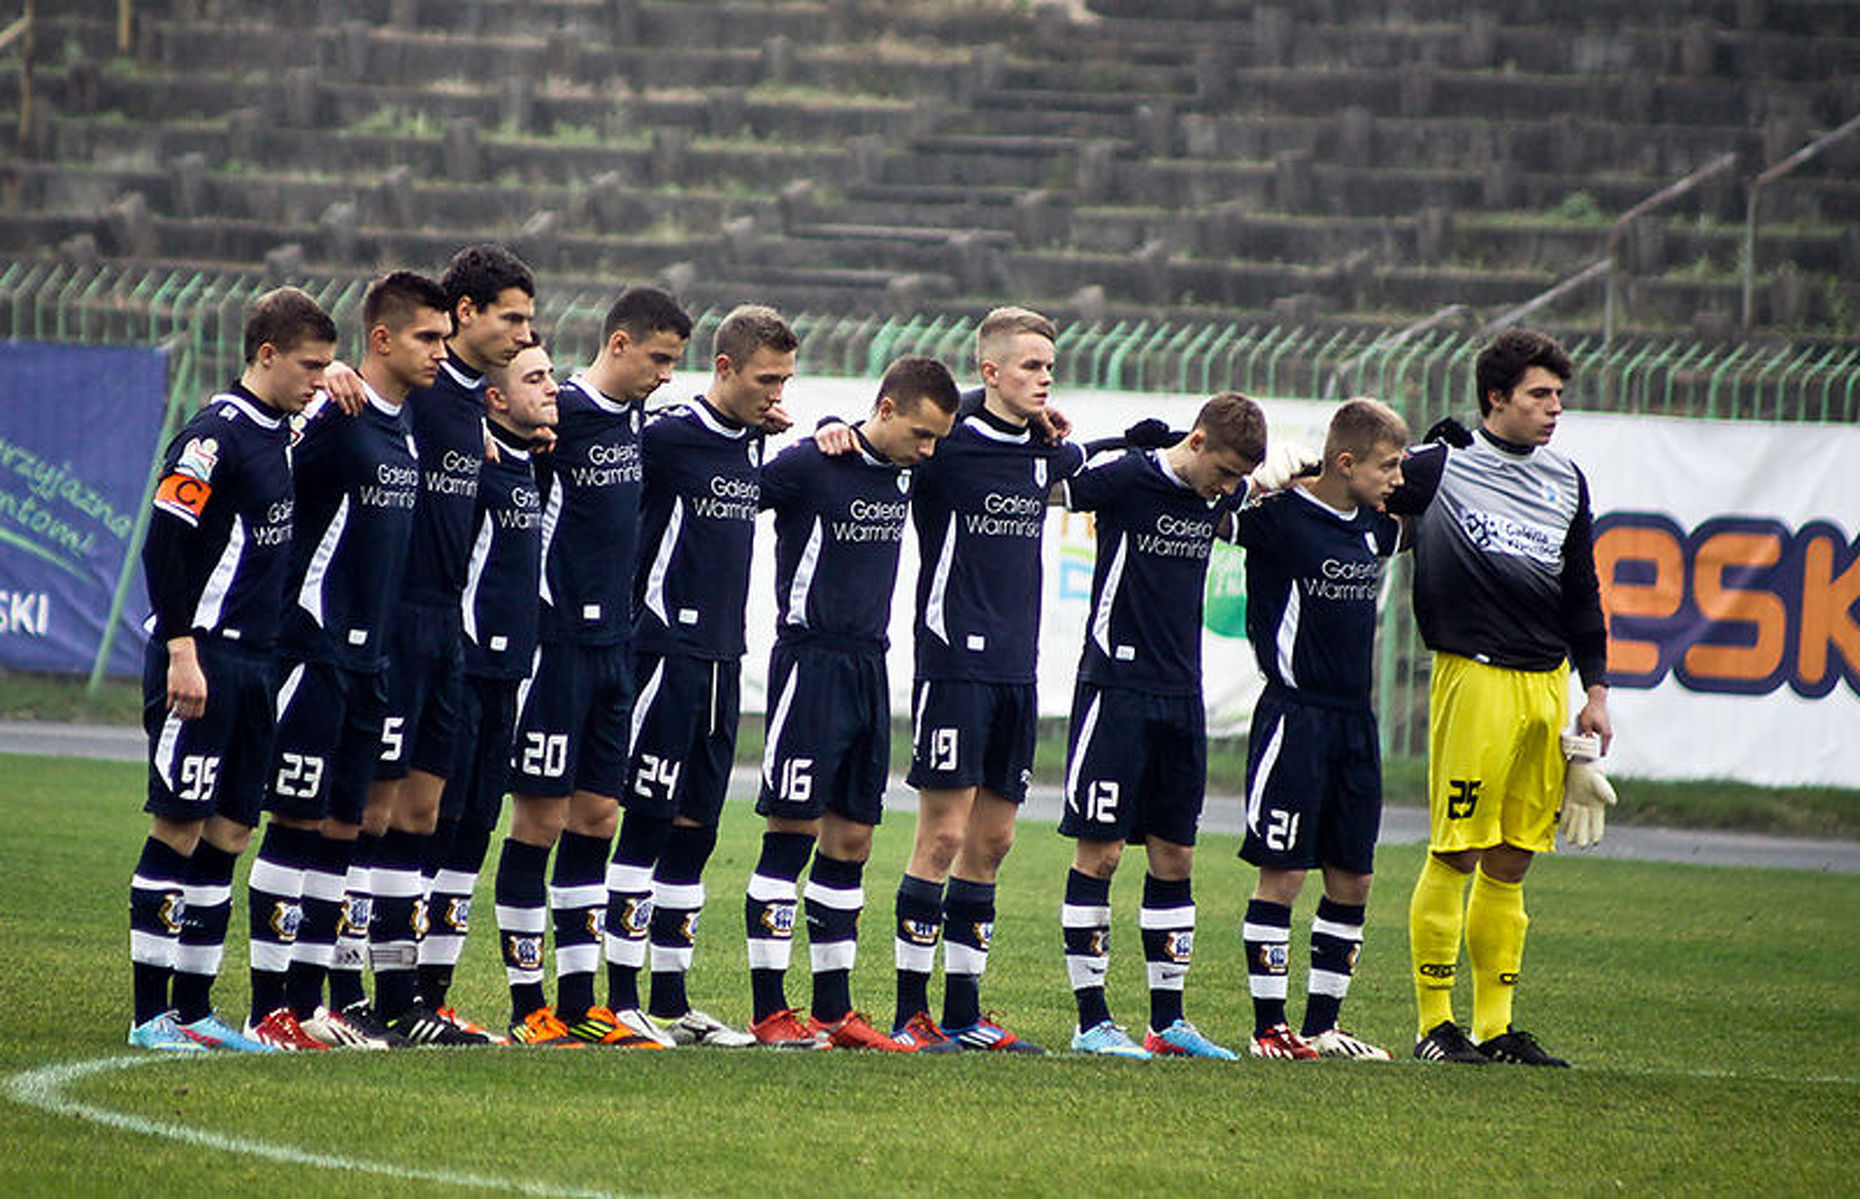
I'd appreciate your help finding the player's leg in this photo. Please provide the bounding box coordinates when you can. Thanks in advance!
[1300,706,1389,1061]
[745,815,821,1047]
[1056,681,1142,1056]
[1239,687,1321,1060]
[603,652,678,1031]
[1410,654,1504,1064]
[498,643,577,1030]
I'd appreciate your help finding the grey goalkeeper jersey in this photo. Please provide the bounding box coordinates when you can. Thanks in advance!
[1392,429,1607,686]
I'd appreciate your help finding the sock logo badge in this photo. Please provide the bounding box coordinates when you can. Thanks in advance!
[505,933,543,971]
[583,908,604,939]
[1163,930,1194,963]
[761,902,796,937]
[411,898,430,939]
[679,911,701,944]
[445,896,471,932]
[1498,971,1519,985]
[158,891,186,934]
[972,920,993,951]
[1418,962,1456,980]
[616,897,652,936]
[901,919,940,945]
[338,895,372,937]
[269,900,302,941]
[1086,929,1108,957]
[1258,943,1288,973]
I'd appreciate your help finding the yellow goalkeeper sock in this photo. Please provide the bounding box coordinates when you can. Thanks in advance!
[1408,853,1471,1038]
[1466,867,1529,1044]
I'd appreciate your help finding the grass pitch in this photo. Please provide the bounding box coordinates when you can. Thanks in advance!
[2,752,1856,1196]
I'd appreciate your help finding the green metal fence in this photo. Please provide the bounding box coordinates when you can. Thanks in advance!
[4,259,1853,752]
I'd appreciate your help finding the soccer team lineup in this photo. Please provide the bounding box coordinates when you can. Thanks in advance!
[127,240,1612,1067]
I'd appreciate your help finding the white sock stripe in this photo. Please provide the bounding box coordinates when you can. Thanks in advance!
[548,883,607,909]
[1146,962,1189,990]
[249,941,294,971]
[1248,976,1289,1000]
[894,940,936,973]
[1308,968,1354,997]
[943,941,988,976]
[1243,922,1293,943]
[653,881,703,910]
[493,905,548,933]
[302,871,347,902]
[606,862,654,892]
[1060,903,1112,927]
[1138,903,1195,929]
[603,933,647,967]
[746,940,794,970]
[808,941,858,972]
[647,944,694,973]
[173,944,224,974]
[130,873,183,893]
[292,941,335,968]
[247,859,303,895]
[431,869,479,894]
[1311,917,1365,942]
[505,965,546,985]
[129,930,177,967]
[801,881,864,911]
[1066,956,1109,990]
[555,944,601,975]
[747,874,799,903]
[420,933,465,958]
[182,883,233,908]
[370,870,423,899]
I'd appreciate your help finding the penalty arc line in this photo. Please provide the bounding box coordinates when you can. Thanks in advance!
[4,1054,635,1199]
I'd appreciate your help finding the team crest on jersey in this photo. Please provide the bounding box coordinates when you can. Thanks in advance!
[1033,459,1047,488]
[338,895,372,937]
[897,470,911,494]
[158,891,186,934]
[902,919,940,945]
[1257,943,1289,974]
[1163,930,1194,963]
[443,896,472,933]
[748,441,762,468]
[505,933,544,972]
[269,900,303,942]
[762,902,797,938]
[630,408,641,434]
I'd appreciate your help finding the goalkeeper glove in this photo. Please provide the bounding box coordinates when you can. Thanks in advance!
[1247,442,1321,494]
[1557,731,1617,850]
[1422,416,1473,448]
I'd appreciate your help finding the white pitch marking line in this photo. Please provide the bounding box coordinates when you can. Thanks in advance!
[4,1054,633,1198]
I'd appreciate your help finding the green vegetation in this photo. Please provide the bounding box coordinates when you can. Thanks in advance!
[1,753,1855,1195]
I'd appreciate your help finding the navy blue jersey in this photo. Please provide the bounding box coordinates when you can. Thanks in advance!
[533,374,643,646]
[1061,449,1244,696]
[1239,485,1400,707]
[400,353,486,607]
[911,404,1085,684]
[461,424,542,679]
[143,385,295,648]
[632,397,763,661]
[279,387,419,671]
[762,429,913,652]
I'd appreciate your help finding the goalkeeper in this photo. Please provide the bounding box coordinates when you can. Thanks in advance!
[1385,328,1613,1068]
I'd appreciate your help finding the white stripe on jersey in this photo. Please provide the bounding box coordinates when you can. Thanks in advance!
[642,497,685,628]
[535,474,565,608]
[274,662,306,720]
[924,513,957,645]
[296,495,350,629]
[1090,533,1128,660]
[629,657,667,755]
[192,514,246,633]
[1064,690,1103,812]
[786,516,824,628]
[1245,713,1286,835]
[761,660,800,791]
[461,508,496,644]
[1274,579,1302,688]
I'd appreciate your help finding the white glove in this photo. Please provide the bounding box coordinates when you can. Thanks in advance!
[1248,442,1320,493]
[1558,732,1617,850]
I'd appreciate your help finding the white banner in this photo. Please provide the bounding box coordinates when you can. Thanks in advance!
[669,368,1860,787]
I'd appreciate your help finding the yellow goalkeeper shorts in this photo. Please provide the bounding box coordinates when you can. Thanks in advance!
[1426,653,1569,855]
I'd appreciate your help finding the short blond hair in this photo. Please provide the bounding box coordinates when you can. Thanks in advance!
[976,305,1056,366]
[1324,397,1410,462]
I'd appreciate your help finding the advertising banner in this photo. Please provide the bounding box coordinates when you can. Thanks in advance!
[0,341,169,677]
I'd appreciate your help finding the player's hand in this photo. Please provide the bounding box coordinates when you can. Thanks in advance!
[1423,416,1473,448]
[531,425,557,455]
[323,361,367,416]
[1248,442,1320,493]
[1558,731,1618,850]
[165,636,207,720]
[483,429,501,464]
[1576,686,1612,754]
[1033,404,1073,441]
[760,403,794,435]
[814,419,857,456]
[1122,418,1175,449]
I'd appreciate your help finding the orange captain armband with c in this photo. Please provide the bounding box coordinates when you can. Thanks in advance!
[152,436,219,525]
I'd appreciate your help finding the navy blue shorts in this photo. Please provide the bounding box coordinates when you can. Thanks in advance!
[623,653,740,826]
[376,602,463,780]
[264,659,386,825]
[141,636,277,826]
[509,641,634,799]
[442,672,520,825]
[904,678,1036,803]
[755,642,890,826]
[1239,685,1383,874]
[1058,681,1206,846]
